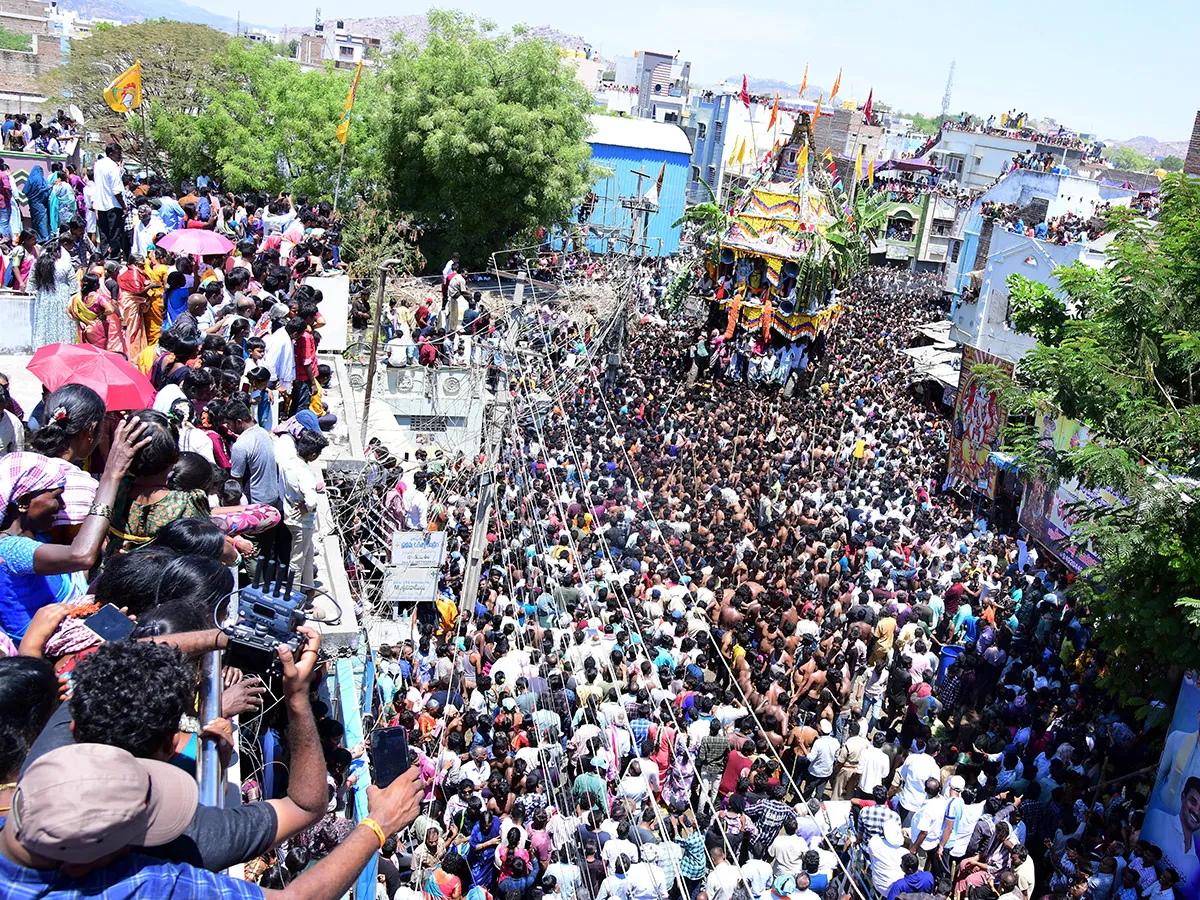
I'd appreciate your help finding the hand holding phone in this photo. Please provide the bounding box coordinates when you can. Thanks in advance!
[84,603,135,643]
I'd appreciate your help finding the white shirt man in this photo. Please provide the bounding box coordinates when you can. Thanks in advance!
[769,830,808,876]
[857,737,892,795]
[807,725,840,780]
[92,153,125,212]
[867,820,908,896]
[897,743,941,816]
[263,325,295,392]
[626,846,667,900]
[131,209,167,260]
[704,849,742,900]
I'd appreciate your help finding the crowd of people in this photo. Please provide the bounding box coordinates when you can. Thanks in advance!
[256,263,1168,900]
[0,134,1183,900]
[981,202,1106,246]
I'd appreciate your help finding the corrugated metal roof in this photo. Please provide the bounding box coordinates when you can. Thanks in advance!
[588,115,693,156]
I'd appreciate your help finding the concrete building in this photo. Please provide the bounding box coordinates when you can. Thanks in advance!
[928,128,1089,192]
[627,50,690,123]
[869,191,958,272]
[944,168,1137,296]
[378,365,488,459]
[685,91,731,204]
[582,115,691,256]
[297,20,381,69]
[0,0,60,115]
[813,107,881,164]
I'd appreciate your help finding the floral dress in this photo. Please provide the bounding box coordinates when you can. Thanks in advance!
[32,248,77,348]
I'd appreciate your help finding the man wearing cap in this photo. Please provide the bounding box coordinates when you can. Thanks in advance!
[0,742,424,899]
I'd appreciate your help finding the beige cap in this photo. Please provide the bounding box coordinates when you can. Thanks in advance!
[12,743,198,865]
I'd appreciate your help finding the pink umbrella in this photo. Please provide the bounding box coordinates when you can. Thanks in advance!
[155,229,235,256]
[27,343,156,411]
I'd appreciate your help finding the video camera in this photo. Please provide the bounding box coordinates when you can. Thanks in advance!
[223,556,309,675]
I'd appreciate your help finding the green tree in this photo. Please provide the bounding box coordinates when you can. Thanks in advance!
[0,24,32,51]
[152,40,380,197]
[380,10,596,266]
[1103,145,1154,172]
[39,21,228,169]
[982,175,1200,706]
[1160,155,1184,172]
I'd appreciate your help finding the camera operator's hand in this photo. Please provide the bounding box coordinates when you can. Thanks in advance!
[365,765,425,837]
[278,625,322,698]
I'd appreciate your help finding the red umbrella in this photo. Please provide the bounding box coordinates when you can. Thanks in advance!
[155,229,235,256]
[27,343,156,411]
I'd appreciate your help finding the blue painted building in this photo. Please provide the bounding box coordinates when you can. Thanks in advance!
[583,115,692,257]
[686,92,732,204]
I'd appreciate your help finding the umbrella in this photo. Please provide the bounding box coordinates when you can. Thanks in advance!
[27,344,156,411]
[155,229,235,256]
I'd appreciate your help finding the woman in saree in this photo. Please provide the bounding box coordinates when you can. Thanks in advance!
[466,810,501,889]
[7,230,37,291]
[70,271,126,354]
[47,165,75,235]
[22,165,51,242]
[116,262,153,360]
[660,733,697,811]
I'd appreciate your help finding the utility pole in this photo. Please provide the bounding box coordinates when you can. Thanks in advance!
[458,316,518,616]
[360,258,407,448]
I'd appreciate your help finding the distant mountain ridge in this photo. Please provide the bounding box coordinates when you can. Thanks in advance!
[57,0,257,32]
[1105,135,1188,160]
[732,75,825,101]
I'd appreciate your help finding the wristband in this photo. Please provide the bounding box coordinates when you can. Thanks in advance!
[88,502,114,520]
[360,816,387,849]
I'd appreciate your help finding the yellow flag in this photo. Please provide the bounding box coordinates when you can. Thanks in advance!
[799,64,807,96]
[736,137,746,165]
[336,60,364,145]
[727,136,740,166]
[103,61,143,114]
[797,144,808,176]
[868,157,875,187]
[829,67,842,101]
[856,145,863,181]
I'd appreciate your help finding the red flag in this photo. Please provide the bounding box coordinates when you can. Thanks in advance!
[862,88,873,123]
[740,75,751,109]
[768,93,779,130]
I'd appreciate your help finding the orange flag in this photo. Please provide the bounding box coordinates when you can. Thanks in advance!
[814,95,822,120]
[829,68,842,101]
[768,94,779,130]
[799,64,808,96]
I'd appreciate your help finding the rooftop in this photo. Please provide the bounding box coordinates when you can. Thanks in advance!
[587,115,693,156]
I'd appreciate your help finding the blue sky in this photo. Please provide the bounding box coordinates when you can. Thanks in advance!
[215,0,1196,140]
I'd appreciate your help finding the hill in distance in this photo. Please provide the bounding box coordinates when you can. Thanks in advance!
[58,0,259,32]
[733,75,825,101]
[1106,135,1188,160]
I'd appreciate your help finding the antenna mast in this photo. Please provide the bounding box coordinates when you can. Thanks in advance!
[940,60,955,121]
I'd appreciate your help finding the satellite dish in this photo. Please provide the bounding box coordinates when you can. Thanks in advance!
[69,104,84,125]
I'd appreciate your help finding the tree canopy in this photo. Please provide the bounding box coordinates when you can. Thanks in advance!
[1102,145,1155,173]
[984,174,1200,705]
[40,21,229,167]
[152,40,379,196]
[379,10,596,266]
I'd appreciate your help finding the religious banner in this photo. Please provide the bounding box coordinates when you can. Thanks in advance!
[1144,671,1200,898]
[945,346,1013,497]
[1016,414,1120,572]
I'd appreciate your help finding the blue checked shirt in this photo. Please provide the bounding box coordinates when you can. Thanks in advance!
[0,848,265,899]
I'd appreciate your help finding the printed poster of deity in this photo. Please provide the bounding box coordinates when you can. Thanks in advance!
[945,346,1014,498]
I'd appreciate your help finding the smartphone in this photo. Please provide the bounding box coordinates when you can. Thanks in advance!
[83,604,135,642]
[369,726,411,788]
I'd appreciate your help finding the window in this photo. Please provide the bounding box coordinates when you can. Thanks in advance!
[690,166,701,184]
[410,415,449,433]
[714,121,723,142]
[339,45,354,57]
[951,241,961,263]
[697,122,707,142]
[707,166,716,185]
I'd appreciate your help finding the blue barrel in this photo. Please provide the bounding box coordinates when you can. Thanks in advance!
[937,644,965,685]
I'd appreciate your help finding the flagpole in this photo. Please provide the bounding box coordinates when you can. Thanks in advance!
[138,104,150,178]
[333,139,347,213]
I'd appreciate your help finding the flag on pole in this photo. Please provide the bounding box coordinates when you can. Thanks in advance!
[336,60,364,145]
[799,64,808,96]
[644,162,666,205]
[814,95,822,120]
[829,68,842,101]
[868,157,875,187]
[797,144,809,176]
[855,145,864,182]
[727,137,740,166]
[736,137,746,165]
[103,61,143,114]
[862,88,874,123]
[768,94,779,130]
[739,75,751,109]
